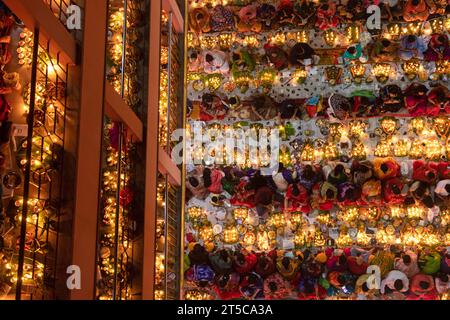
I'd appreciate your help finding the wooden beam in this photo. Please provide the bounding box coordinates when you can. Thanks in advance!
[142,0,162,300]
[158,147,181,187]
[104,83,144,142]
[70,0,108,300]
[162,0,184,33]
[3,0,77,65]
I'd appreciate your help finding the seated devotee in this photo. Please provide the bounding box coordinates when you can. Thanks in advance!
[370,38,398,63]
[403,0,431,22]
[398,35,426,60]
[373,157,400,180]
[202,49,229,74]
[424,34,450,62]
[264,273,293,300]
[395,250,420,278]
[404,83,435,116]
[380,270,410,295]
[378,85,404,113]
[276,255,300,281]
[428,84,450,114]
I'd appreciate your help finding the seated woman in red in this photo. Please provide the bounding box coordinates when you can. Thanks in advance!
[311,181,337,211]
[285,183,311,213]
[412,160,439,184]
[407,273,438,300]
[347,255,369,276]
[403,0,430,22]
[373,157,400,180]
[404,83,434,116]
[428,84,450,114]
[383,178,406,204]
[214,273,242,300]
[264,273,293,300]
[233,250,257,275]
[230,179,255,208]
[424,34,450,62]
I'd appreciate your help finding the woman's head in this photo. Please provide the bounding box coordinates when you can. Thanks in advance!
[403,254,412,265]
[394,279,404,291]
[236,252,245,265]
[419,280,430,290]
[347,46,357,55]
[282,257,291,269]
[268,281,278,292]
[326,188,335,199]
[407,35,417,43]
[382,39,391,48]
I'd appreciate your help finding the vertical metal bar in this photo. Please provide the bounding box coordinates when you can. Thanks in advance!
[121,0,128,98]
[162,11,174,301]
[179,0,188,300]
[16,28,40,301]
[112,122,124,300]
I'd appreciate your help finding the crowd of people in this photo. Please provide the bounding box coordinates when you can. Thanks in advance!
[187,159,450,216]
[185,243,450,300]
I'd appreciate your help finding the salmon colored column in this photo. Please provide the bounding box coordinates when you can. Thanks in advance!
[142,0,162,300]
[70,0,108,300]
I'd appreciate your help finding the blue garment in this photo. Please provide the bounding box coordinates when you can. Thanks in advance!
[399,36,426,60]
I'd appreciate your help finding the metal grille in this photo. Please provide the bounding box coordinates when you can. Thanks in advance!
[154,173,180,300]
[106,0,146,116]
[13,29,70,300]
[95,120,135,300]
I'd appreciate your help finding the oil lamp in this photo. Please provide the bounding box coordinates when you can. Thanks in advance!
[199,35,218,49]
[387,23,401,38]
[188,207,205,220]
[269,32,286,45]
[269,213,286,229]
[314,230,326,247]
[435,60,450,75]
[394,139,408,157]
[372,63,391,83]
[425,138,443,160]
[301,141,315,161]
[349,121,366,138]
[242,35,259,47]
[323,29,337,46]
[433,116,450,138]
[223,225,239,244]
[407,205,424,219]
[380,117,398,135]
[351,141,367,160]
[410,117,425,134]
[402,60,421,80]
[199,225,214,242]
[257,231,270,251]
[258,69,277,91]
[374,139,392,157]
[323,141,338,160]
[350,64,366,84]
[293,68,308,85]
[206,74,222,91]
[430,18,445,33]
[243,231,256,246]
[345,24,360,43]
[233,208,248,221]
[218,33,235,48]
[287,30,309,43]
[409,140,425,159]
[294,230,306,246]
